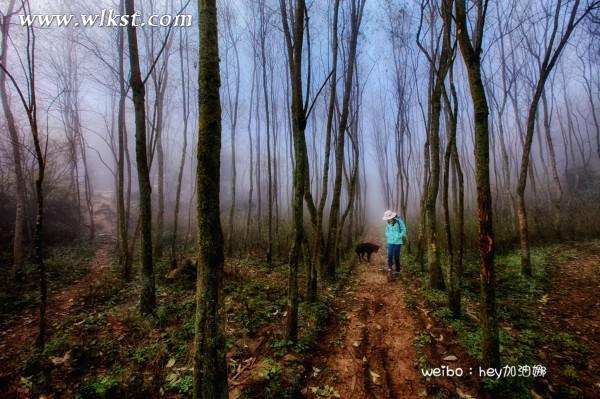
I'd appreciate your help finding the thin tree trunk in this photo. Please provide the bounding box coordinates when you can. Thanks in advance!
[0,0,26,281]
[125,0,155,315]
[313,0,339,283]
[0,0,46,348]
[280,0,307,344]
[442,60,463,318]
[153,67,168,259]
[224,6,240,258]
[244,62,256,246]
[541,90,562,238]
[259,1,273,266]
[516,0,589,276]
[117,0,131,278]
[325,0,365,279]
[171,27,190,268]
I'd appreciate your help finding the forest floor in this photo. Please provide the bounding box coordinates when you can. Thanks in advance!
[1,202,600,398]
[302,241,481,399]
[0,192,119,397]
[301,248,426,398]
[303,239,600,399]
[0,243,114,395]
[539,242,600,398]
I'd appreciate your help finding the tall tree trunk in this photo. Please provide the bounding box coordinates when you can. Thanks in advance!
[259,1,273,266]
[32,115,46,348]
[125,0,155,315]
[171,27,190,268]
[280,0,307,344]
[193,1,228,397]
[75,106,95,241]
[455,0,500,369]
[153,69,168,259]
[224,6,240,258]
[417,0,452,290]
[516,0,590,276]
[541,90,562,238]
[244,64,255,245]
[155,129,165,258]
[117,0,131,278]
[442,62,463,318]
[0,0,26,281]
[0,0,46,348]
[313,0,339,282]
[325,0,364,279]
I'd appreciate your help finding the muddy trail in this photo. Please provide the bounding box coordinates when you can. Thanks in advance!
[304,244,426,398]
[0,193,116,396]
[540,243,600,398]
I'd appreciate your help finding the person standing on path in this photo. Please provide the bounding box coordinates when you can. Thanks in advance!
[382,210,407,281]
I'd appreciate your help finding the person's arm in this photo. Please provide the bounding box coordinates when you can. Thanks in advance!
[399,218,407,243]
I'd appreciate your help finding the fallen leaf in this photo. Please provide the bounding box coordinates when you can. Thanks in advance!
[369,369,381,384]
[456,387,476,398]
[443,355,458,362]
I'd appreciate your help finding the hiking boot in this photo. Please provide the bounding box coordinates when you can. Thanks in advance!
[386,270,393,282]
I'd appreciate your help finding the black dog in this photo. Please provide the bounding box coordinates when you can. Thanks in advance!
[355,243,380,263]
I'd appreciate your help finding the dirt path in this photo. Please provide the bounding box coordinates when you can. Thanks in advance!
[541,243,600,398]
[0,193,116,396]
[305,244,426,398]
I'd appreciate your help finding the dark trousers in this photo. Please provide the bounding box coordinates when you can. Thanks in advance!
[387,244,401,272]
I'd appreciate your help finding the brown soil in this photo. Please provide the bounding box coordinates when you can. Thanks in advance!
[540,243,600,398]
[304,246,426,398]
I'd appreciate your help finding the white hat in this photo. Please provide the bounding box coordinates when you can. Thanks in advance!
[382,210,396,221]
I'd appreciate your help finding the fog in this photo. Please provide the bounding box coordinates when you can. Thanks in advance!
[2,0,600,251]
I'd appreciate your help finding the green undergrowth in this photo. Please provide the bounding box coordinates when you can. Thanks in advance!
[403,245,565,398]
[0,242,96,325]
[238,255,356,399]
[17,251,354,398]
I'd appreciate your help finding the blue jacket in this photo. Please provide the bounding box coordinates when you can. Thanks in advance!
[385,216,407,245]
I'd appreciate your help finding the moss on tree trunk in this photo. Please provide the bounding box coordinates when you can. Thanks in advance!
[193,0,228,397]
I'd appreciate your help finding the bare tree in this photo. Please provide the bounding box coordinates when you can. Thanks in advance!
[416,0,453,290]
[220,2,240,258]
[171,19,191,267]
[310,0,339,296]
[0,0,26,281]
[0,0,47,347]
[516,0,599,276]
[325,0,366,279]
[279,0,308,343]
[125,0,156,315]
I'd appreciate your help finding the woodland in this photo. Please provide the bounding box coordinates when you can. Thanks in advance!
[1,0,600,398]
